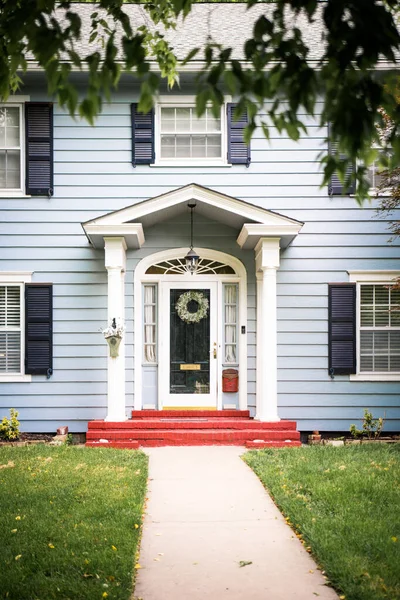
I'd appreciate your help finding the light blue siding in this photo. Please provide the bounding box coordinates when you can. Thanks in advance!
[0,83,399,433]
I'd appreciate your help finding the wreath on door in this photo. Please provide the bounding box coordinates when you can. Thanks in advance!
[175,291,209,324]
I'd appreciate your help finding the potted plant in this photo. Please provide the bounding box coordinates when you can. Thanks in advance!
[102,318,125,358]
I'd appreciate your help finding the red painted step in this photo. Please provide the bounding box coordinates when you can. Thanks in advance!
[86,410,301,448]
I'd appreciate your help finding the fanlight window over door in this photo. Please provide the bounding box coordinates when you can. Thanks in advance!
[145,258,235,275]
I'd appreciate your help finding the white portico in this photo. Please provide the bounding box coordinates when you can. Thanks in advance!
[82,184,302,422]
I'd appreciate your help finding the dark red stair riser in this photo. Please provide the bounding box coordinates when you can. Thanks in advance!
[88,419,298,431]
[87,429,300,442]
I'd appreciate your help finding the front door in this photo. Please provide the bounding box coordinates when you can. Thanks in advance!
[160,282,217,408]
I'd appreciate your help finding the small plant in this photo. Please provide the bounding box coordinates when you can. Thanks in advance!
[0,409,20,441]
[65,433,73,446]
[350,409,385,440]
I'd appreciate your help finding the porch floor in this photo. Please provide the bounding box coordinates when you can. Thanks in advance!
[86,410,301,448]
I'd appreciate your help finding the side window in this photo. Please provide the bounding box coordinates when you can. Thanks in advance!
[143,284,157,363]
[0,101,53,197]
[359,284,400,373]
[0,278,53,381]
[0,105,23,192]
[0,284,22,374]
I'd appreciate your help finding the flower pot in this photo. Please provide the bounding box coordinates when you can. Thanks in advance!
[106,335,122,358]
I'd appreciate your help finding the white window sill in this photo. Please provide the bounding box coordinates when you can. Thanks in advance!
[0,192,31,198]
[0,374,32,383]
[150,162,232,168]
[350,373,400,382]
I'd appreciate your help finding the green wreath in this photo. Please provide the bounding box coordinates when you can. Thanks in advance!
[175,291,209,324]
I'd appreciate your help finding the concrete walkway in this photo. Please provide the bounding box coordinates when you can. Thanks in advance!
[134,447,339,600]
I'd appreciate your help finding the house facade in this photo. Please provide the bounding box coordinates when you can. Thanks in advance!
[0,4,399,434]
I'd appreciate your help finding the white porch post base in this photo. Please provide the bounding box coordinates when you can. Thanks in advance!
[255,238,280,422]
[104,237,127,422]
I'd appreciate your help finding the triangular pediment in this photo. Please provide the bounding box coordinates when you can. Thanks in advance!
[82,184,303,249]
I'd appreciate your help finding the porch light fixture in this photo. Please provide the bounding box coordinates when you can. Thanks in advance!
[184,201,199,274]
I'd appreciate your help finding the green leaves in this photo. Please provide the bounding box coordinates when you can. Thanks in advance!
[0,0,399,201]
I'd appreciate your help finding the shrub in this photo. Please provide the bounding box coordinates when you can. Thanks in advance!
[0,409,20,441]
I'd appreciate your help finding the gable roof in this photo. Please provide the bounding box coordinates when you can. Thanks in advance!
[82,183,303,249]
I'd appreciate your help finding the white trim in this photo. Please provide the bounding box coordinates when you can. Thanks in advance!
[0,102,26,194]
[0,272,32,283]
[350,373,400,381]
[348,271,400,283]
[134,247,247,411]
[104,238,127,421]
[255,239,280,422]
[159,280,218,408]
[0,277,32,382]
[83,183,303,230]
[0,374,32,382]
[350,271,400,381]
[154,97,228,167]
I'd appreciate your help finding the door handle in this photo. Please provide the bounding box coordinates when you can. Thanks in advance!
[213,342,217,359]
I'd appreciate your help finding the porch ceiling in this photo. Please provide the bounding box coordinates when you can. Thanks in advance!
[82,183,303,249]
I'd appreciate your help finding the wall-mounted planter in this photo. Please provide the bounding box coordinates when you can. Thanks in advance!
[106,335,122,358]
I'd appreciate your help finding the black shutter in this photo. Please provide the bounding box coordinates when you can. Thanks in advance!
[328,123,355,195]
[25,103,54,196]
[25,284,53,377]
[131,104,155,166]
[328,284,356,375]
[227,103,251,166]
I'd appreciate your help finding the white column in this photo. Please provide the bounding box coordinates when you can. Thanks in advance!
[255,238,280,422]
[104,237,127,422]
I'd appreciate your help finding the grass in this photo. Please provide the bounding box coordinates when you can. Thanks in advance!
[244,444,400,600]
[0,445,148,600]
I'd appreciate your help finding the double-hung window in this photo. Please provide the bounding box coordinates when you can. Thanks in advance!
[131,98,250,167]
[0,284,23,374]
[359,283,400,373]
[0,104,23,193]
[0,98,54,197]
[159,105,223,161]
[0,274,53,382]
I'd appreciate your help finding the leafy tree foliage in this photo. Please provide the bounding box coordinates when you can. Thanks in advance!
[0,0,399,200]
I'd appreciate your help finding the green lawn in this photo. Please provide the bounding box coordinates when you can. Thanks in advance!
[0,445,148,600]
[244,444,400,600]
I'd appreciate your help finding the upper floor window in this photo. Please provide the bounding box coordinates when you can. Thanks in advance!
[131,99,250,167]
[0,105,23,192]
[0,100,54,197]
[159,105,222,161]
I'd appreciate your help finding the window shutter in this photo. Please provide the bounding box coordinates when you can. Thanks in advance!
[227,103,251,167]
[131,104,155,166]
[328,124,355,195]
[25,103,54,196]
[328,284,356,375]
[25,284,53,377]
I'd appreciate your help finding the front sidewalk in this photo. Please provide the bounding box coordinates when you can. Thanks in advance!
[134,447,339,600]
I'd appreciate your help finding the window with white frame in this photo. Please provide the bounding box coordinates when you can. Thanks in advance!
[157,101,224,162]
[359,283,400,373]
[143,284,157,363]
[0,284,22,374]
[224,284,238,364]
[0,105,23,191]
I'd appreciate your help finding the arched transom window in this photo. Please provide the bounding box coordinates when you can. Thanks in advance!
[145,258,236,275]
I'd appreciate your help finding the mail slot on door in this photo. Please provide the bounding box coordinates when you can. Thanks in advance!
[222,369,239,393]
